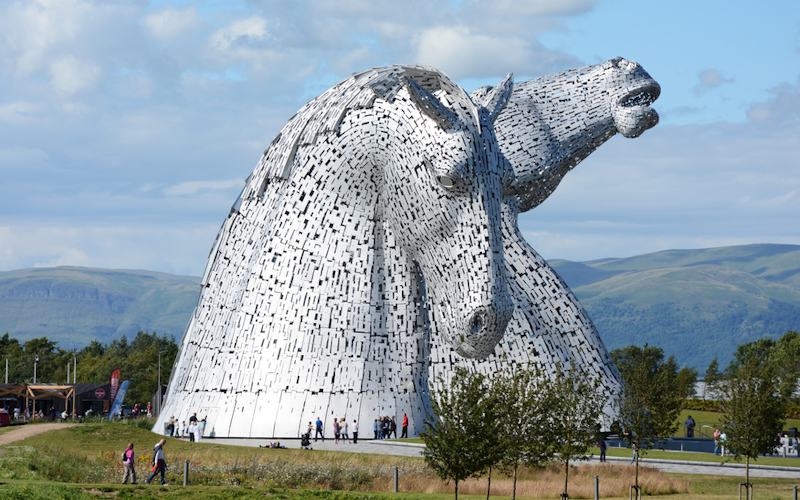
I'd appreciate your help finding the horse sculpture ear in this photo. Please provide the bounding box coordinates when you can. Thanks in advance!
[404,77,459,130]
[480,73,513,122]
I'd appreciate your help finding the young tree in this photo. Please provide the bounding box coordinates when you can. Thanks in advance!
[493,366,553,500]
[548,363,605,500]
[421,367,501,500]
[618,374,655,494]
[720,354,786,489]
[612,345,695,439]
[704,358,721,398]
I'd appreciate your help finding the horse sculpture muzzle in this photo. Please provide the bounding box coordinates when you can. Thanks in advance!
[609,58,661,138]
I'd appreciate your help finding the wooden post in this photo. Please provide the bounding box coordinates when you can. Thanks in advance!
[393,466,399,493]
[793,484,798,500]
[594,475,599,500]
[183,460,189,486]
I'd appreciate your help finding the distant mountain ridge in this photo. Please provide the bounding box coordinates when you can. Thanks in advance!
[549,243,800,368]
[0,243,798,369]
[0,266,198,347]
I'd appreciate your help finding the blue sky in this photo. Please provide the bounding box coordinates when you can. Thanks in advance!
[0,0,798,275]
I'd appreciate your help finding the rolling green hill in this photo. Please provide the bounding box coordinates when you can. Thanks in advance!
[0,266,198,347]
[0,243,798,369]
[550,243,800,369]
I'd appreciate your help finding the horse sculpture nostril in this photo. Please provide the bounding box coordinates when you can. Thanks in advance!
[469,311,485,335]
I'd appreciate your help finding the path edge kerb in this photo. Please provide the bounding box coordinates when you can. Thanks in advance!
[371,441,800,473]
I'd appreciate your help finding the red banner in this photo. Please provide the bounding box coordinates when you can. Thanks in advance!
[110,368,121,400]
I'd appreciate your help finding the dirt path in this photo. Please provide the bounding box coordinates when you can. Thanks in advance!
[0,423,77,446]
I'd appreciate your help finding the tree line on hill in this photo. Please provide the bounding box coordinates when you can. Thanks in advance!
[0,331,178,404]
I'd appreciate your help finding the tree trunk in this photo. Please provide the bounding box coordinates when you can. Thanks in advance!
[486,466,492,500]
[512,463,518,500]
[455,479,459,500]
[563,458,570,498]
[635,450,640,490]
[746,456,750,486]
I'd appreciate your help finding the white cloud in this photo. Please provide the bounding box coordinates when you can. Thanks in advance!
[414,26,575,79]
[0,101,46,123]
[693,68,733,95]
[164,179,244,196]
[209,16,272,62]
[49,56,101,95]
[144,7,198,40]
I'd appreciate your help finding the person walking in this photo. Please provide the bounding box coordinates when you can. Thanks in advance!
[341,418,349,442]
[146,439,167,485]
[352,419,359,444]
[401,413,409,438]
[713,428,721,455]
[333,417,341,444]
[314,416,324,441]
[390,416,397,439]
[373,418,379,439]
[684,415,696,438]
[598,438,607,463]
[122,442,136,484]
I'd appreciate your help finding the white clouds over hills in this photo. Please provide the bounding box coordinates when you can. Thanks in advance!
[0,0,797,274]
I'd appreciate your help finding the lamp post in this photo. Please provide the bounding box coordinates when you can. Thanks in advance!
[72,353,77,420]
[156,351,162,417]
[32,355,39,420]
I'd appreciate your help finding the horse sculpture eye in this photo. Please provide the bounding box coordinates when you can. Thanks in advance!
[436,174,456,189]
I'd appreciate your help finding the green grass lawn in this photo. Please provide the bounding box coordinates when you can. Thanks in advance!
[597,445,800,468]
[0,421,797,499]
[675,409,800,438]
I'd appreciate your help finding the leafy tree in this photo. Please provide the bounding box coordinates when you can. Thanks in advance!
[421,368,500,500]
[548,363,605,500]
[704,357,721,397]
[720,351,786,487]
[493,366,553,500]
[612,345,695,439]
[730,331,800,404]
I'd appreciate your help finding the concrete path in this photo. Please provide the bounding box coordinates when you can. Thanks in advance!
[208,437,800,479]
[0,423,77,446]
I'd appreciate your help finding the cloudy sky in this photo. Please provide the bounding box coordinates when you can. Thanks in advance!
[1,0,798,275]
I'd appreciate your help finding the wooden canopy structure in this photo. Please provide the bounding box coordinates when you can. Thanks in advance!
[26,384,76,419]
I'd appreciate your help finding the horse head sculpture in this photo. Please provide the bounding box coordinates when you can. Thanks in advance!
[156,60,660,437]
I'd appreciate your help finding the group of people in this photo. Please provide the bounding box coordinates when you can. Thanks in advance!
[373,413,409,439]
[130,402,153,418]
[305,416,360,444]
[301,413,411,444]
[164,412,206,441]
[331,416,358,444]
[121,439,169,485]
[774,432,799,457]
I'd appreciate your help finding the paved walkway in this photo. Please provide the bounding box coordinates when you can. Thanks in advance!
[209,437,800,479]
[0,423,77,446]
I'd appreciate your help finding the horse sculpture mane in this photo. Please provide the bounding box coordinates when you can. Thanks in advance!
[156,59,660,438]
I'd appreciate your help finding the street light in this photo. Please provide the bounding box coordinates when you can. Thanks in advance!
[33,355,39,384]
[156,351,163,417]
